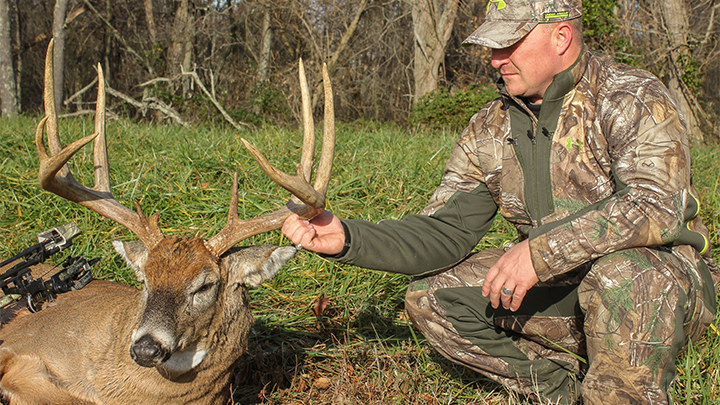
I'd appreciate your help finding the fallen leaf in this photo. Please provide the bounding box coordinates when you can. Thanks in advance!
[312,297,330,317]
[313,377,331,390]
[295,378,308,391]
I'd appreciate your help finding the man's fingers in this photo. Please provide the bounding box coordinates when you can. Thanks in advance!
[282,214,313,246]
[482,265,501,297]
[500,283,514,310]
[510,285,528,312]
[281,214,302,239]
[298,226,317,248]
[488,274,510,309]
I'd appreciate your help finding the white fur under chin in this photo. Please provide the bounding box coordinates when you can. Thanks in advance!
[159,344,208,374]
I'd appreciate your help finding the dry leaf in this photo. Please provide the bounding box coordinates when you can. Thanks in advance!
[313,377,331,390]
[312,297,330,317]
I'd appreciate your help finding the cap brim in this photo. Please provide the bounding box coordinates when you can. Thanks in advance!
[462,20,537,49]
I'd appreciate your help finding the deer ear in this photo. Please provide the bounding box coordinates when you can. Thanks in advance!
[112,240,150,282]
[222,245,297,287]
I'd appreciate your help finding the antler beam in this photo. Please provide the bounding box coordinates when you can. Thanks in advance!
[36,39,165,251]
[205,60,335,257]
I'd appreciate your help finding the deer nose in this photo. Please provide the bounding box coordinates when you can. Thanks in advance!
[130,334,171,367]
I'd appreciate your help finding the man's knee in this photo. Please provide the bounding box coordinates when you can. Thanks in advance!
[404,277,435,325]
[578,247,689,403]
[578,247,686,319]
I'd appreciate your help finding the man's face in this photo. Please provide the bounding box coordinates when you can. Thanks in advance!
[491,24,562,103]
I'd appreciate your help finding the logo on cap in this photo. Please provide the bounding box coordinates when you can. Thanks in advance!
[544,11,570,20]
[486,0,507,11]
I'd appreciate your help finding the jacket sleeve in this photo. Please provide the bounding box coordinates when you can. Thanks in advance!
[528,75,709,281]
[330,140,499,276]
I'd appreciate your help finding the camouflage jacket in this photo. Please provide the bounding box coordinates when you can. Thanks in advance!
[336,47,714,287]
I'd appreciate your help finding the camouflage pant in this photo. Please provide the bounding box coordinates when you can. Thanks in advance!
[405,246,716,405]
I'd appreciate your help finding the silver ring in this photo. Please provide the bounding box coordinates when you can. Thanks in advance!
[501,286,514,295]
[296,244,302,251]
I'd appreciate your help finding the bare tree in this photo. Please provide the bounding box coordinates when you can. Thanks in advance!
[310,0,369,109]
[613,0,718,142]
[10,0,714,133]
[52,0,70,113]
[410,0,459,104]
[657,0,702,142]
[257,5,272,84]
[167,0,194,94]
[144,0,158,44]
[10,0,18,112]
[0,0,17,116]
[253,4,272,115]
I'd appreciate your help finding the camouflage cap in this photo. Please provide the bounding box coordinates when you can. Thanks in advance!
[463,0,582,49]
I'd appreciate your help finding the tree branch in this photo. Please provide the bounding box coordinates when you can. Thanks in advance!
[105,84,188,126]
[63,76,98,106]
[180,65,251,130]
[80,0,155,76]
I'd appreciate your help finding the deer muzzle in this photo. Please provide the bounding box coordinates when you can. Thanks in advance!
[130,334,172,367]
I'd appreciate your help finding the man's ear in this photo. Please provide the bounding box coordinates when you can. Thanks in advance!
[554,22,574,55]
[112,240,149,282]
[222,245,297,288]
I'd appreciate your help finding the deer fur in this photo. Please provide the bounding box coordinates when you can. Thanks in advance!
[0,243,296,404]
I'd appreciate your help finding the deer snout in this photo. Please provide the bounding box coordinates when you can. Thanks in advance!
[130,334,172,367]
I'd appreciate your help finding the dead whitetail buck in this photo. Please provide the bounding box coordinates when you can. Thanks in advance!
[0,40,334,405]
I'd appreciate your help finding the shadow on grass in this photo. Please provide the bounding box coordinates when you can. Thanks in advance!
[231,303,503,405]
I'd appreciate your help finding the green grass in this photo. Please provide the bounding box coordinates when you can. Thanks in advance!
[1,115,718,404]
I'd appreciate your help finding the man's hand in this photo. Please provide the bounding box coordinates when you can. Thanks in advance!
[482,239,539,312]
[282,210,346,255]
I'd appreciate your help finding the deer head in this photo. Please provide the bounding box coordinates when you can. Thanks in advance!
[35,39,334,374]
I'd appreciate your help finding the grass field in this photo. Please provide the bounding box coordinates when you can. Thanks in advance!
[1,115,718,404]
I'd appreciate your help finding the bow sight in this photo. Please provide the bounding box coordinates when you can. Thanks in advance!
[0,222,97,312]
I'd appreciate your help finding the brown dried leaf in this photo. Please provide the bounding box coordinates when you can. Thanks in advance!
[313,377,331,390]
[312,296,330,317]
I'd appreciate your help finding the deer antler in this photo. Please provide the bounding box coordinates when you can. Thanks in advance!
[204,59,335,257]
[36,39,165,251]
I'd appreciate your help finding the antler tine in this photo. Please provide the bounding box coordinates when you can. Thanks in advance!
[37,39,164,251]
[43,40,64,177]
[205,61,335,257]
[314,63,335,195]
[93,62,111,193]
[298,58,314,183]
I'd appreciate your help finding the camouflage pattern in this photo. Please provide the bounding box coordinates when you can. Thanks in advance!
[411,48,719,403]
[578,247,710,404]
[463,0,583,48]
[406,245,712,404]
[421,48,716,285]
[405,249,585,405]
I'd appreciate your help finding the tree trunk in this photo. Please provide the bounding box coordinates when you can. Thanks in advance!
[52,0,70,113]
[103,0,112,83]
[658,0,703,143]
[257,6,272,84]
[10,0,18,112]
[167,0,194,95]
[411,0,459,104]
[310,0,369,110]
[144,0,157,44]
[253,6,272,115]
[0,0,17,116]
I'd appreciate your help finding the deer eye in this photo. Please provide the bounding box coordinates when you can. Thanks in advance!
[190,280,219,309]
[195,282,216,295]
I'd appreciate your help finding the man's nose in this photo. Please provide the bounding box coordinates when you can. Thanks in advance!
[491,48,509,69]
